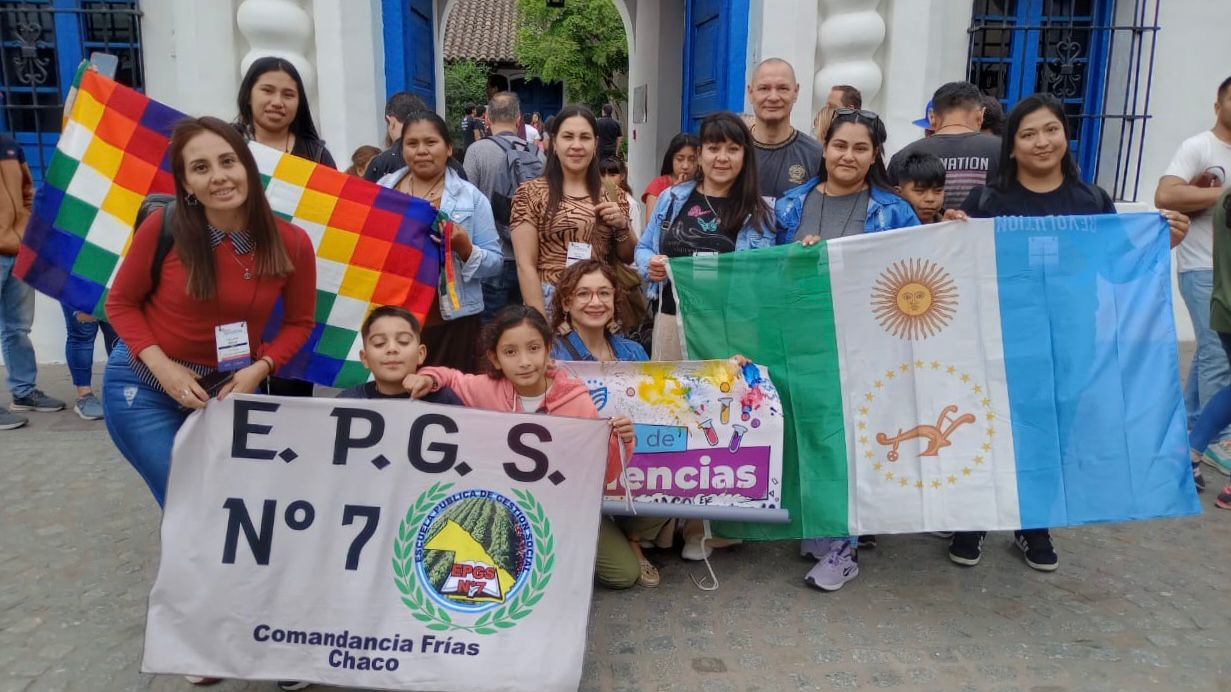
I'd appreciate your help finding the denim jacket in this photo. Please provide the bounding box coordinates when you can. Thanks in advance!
[635,180,775,298]
[773,177,921,244]
[379,166,503,319]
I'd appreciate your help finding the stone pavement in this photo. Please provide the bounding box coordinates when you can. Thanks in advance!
[1,362,1229,692]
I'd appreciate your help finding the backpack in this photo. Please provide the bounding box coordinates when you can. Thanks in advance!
[488,135,544,226]
[134,193,177,293]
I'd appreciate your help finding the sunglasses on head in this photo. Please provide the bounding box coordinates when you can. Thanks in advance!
[834,108,881,123]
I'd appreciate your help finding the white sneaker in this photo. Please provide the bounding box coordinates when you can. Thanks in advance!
[804,541,859,591]
[800,537,834,560]
[681,534,712,561]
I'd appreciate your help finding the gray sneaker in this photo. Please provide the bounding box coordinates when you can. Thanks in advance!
[73,393,104,420]
[10,389,65,412]
[0,408,28,430]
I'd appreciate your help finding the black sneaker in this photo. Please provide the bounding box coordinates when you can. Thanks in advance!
[1192,458,1206,493]
[948,531,985,566]
[10,389,65,412]
[856,534,878,549]
[1014,530,1059,572]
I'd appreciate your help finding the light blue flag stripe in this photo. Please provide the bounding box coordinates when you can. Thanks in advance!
[995,212,1200,528]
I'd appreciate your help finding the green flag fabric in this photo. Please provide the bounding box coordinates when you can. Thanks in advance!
[672,244,848,539]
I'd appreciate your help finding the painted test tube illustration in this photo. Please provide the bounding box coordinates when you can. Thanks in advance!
[719,397,733,424]
[699,418,719,446]
[741,402,753,422]
[728,424,748,452]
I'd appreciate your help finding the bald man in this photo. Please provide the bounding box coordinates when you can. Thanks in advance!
[747,58,823,203]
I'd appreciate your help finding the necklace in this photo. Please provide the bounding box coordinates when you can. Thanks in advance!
[816,185,867,238]
[227,243,254,280]
[405,171,446,205]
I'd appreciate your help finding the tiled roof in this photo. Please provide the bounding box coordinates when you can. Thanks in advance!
[443,0,520,63]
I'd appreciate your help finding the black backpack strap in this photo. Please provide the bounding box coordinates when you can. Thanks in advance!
[556,333,591,361]
[150,201,176,293]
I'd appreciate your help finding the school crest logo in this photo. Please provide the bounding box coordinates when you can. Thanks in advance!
[393,483,555,634]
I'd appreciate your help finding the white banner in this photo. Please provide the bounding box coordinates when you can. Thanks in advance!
[143,395,609,691]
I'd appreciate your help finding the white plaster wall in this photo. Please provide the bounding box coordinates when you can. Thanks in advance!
[310,0,386,163]
[749,0,819,134]
[627,0,685,196]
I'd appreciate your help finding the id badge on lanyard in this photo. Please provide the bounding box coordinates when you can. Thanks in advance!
[566,241,592,267]
[215,321,252,372]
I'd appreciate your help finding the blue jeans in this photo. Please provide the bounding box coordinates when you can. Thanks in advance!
[62,303,118,388]
[480,259,522,323]
[1178,270,1230,434]
[102,342,190,507]
[1189,332,1231,452]
[0,254,37,397]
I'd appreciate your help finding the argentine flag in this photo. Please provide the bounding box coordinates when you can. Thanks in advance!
[671,213,1201,538]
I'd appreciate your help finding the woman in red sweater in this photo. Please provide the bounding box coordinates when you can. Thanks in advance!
[102,116,316,508]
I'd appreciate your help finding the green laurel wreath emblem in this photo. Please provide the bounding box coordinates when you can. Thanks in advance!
[392,482,556,635]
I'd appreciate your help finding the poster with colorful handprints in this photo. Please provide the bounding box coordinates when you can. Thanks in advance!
[556,360,784,518]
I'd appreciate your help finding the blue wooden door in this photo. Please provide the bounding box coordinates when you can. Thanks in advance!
[682,0,750,132]
[382,0,436,108]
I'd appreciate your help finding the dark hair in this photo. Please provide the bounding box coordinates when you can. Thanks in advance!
[1219,76,1231,99]
[831,85,862,109]
[659,132,701,176]
[168,116,291,300]
[890,151,947,189]
[236,57,321,143]
[992,93,1080,190]
[346,144,381,176]
[823,110,893,191]
[599,157,633,196]
[465,104,477,116]
[980,95,1005,136]
[548,259,627,335]
[480,305,553,378]
[475,105,486,118]
[400,110,454,150]
[601,104,614,116]
[696,112,773,238]
[543,105,602,222]
[931,81,982,117]
[361,305,422,341]
[487,74,510,92]
[386,91,428,120]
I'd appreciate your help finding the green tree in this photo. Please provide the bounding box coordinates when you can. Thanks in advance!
[515,0,628,111]
[443,59,490,148]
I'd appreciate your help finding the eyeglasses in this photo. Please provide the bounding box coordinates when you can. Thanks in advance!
[573,288,615,304]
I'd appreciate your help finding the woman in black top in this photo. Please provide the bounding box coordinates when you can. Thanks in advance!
[953,93,1189,572]
[235,57,336,168]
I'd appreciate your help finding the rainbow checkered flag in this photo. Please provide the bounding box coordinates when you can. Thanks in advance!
[16,64,441,387]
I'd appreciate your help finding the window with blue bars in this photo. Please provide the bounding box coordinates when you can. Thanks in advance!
[967,0,1116,185]
[0,0,143,182]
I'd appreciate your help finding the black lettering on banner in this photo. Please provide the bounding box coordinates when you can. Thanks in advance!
[407,414,458,473]
[284,500,315,530]
[341,505,381,570]
[330,407,386,465]
[232,400,281,460]
[504,423,551,482]
[222,498,277,565]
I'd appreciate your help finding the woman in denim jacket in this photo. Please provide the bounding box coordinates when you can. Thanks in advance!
[380,111,502,372]
[773,108,920,245]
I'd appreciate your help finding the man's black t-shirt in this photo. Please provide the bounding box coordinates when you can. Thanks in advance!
[364,143,467,183]
[960,178,1116,218]
[889,132,1000,211]
[596,116,622,158]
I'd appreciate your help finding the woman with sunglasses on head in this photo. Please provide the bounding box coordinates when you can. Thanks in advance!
[377,111,502,373]
[102,117,317,687]
[548,259,669,587]
[776,108,919,246]
[772,108,919,593]
[510,105,634,318]
[950,93,1190,574]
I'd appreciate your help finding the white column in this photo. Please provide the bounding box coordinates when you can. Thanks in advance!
[814,0,886,112]
[140,0,241,118]
[235,0,316,93]
[310,0,387,168]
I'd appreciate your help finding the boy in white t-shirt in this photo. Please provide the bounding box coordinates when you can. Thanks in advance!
[1156,75,1231,490]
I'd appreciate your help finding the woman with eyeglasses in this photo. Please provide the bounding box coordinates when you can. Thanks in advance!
[548,259,668,588]
[775,108,919,245]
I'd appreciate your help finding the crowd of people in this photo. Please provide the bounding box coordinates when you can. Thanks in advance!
[0,53,1223,687]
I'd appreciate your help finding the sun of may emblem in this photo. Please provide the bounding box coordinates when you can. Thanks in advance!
[871,258,958,340]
